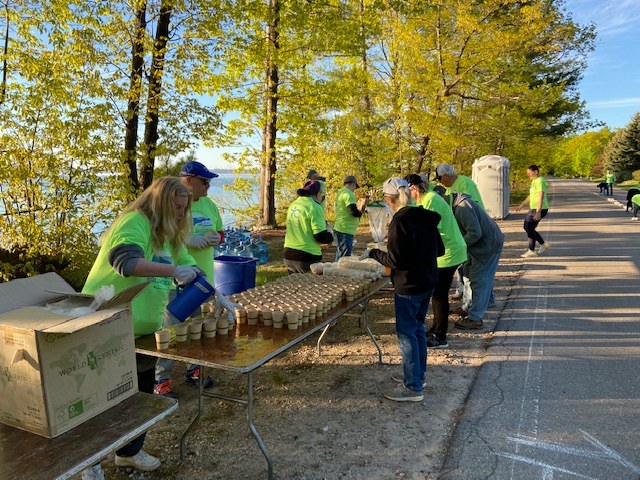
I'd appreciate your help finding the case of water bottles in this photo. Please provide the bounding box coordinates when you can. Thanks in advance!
[214,227,269,265]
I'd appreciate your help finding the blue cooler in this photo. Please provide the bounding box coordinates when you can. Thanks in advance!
[214,255,258,295]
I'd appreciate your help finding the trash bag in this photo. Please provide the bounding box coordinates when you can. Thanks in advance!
[365,201,391,243]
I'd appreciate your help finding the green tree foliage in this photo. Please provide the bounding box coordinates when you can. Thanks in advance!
[0,0,222,281]
[0,0,597,279]
[550,128,613,177]
[602,113,640,180]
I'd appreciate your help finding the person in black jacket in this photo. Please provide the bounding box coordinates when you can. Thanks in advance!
[363,177,443,402]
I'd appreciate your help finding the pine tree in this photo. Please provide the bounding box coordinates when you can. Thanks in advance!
[602,113,640,178]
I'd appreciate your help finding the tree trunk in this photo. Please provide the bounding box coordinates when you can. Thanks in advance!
[358,0,373,185]
[416,135,430,172]
[1,2,9,105]
[140,1,172,190]
[258,0,279,228]
[123,2,147,194]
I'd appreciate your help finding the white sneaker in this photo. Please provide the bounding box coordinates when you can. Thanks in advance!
[115,449,161,471]
[81,465,105,480]
[537,243,550,254]
[521,249,538,258]
[632,217,639,221]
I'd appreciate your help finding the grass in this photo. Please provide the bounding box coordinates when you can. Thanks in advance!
[256,263,288,286]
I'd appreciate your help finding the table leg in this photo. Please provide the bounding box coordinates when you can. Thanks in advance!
[180,364,205,460]
[247,371,273,480]
[362,298,383,364]
[316,323,332,356]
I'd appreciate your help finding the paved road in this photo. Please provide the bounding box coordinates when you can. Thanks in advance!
[441,179,640,480]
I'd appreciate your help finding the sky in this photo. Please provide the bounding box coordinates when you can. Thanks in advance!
[199,0,640,170]
[565,0,640,130]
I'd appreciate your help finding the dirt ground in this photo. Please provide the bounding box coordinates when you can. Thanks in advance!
[91,213,528,480]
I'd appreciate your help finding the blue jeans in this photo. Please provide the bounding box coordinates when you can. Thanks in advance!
[155,290,202,383]
[394,291,433,392]
[117,356,155,457]
[334,231,354,260]
[462,247,502,322]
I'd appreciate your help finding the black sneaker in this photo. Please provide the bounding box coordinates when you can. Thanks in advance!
[450,307,468,316]
[454,318,483,330]
[427,337,449,349]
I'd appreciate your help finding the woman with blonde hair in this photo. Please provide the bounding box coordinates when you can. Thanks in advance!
[362,177,443,402]
[81,176,201,476]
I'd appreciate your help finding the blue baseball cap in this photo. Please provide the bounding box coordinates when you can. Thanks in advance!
[180,161,218,179]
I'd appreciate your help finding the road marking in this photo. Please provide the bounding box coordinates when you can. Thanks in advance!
[510,282,547,479]
[500,452,596,480]
[502,431,640,479]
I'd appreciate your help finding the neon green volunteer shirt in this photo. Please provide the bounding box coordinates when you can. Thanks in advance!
[284,196,326,256]
[632,194,640,207]
[420,192,467,268]
[188,196,223,280]
[445,175,485,210]
[529,176,549,210]
[82,211,195,336]
[606,172,616,184]
[334,187,360,235]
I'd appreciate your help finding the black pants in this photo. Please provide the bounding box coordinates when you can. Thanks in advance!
[115,354,156,457]
[524,209,548,251]
[283,258,313,274]
[429,265,460,340]
[627,189,640,211]
[607,182,613,196]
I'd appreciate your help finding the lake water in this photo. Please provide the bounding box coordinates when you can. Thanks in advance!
[208,173,259,227]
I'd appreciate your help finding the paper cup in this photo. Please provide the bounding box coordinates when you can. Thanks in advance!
[174,323,188,342]
[155,329,170,350]
[203,319,217,337]
[286,311,299,325]
[189,321,203,339]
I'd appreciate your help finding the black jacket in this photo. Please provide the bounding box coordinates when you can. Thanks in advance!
[370,206,443,295]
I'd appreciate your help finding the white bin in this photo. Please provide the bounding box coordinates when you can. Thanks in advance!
[472,155,510,219]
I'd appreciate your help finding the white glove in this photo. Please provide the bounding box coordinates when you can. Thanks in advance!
[358,249,371,261]
[205,230,222,246]
[186,235,211,249]
[213,291,240,324]
[326,222,334,234]
[172,265,200,285]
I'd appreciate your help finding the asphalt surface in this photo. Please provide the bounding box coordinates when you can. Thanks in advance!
[441,179,640,480]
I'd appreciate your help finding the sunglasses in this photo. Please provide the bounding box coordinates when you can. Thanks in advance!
[187,175,210,186]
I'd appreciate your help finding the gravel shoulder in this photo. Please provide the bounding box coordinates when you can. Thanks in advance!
[86,212,527,480]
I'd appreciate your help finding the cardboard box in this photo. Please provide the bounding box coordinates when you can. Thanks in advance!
[0,273,145,437]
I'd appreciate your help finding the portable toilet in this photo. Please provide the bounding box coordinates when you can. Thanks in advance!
[472,155,510,219]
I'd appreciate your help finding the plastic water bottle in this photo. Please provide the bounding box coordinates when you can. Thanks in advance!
[257,236,269,264]
[239,241,253,258]
[247,239,259,260]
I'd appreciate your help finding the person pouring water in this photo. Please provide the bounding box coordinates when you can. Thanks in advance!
[81,177,203,476]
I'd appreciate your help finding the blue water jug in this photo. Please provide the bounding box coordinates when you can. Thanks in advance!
[166,275,215,322]
[258,236,269,264]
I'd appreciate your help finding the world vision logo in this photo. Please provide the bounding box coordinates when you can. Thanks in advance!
[87,351,97,371]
